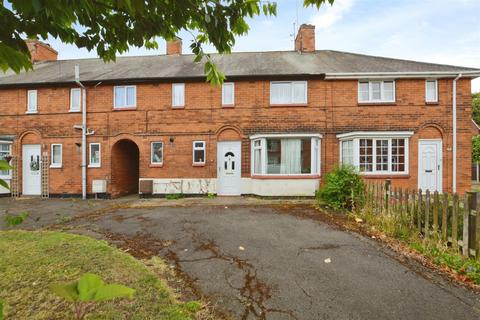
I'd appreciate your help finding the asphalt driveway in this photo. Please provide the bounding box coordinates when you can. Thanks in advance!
[1,197,480,319]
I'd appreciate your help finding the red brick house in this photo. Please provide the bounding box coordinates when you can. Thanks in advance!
[0,25,479,198]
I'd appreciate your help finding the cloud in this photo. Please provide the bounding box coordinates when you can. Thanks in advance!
[309,0,355,29]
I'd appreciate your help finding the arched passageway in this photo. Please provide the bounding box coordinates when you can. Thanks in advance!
[111,139,139,198]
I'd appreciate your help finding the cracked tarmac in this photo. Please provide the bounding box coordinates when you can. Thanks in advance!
[2,198,480,319]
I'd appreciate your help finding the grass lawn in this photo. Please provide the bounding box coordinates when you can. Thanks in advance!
[0,230,200,319]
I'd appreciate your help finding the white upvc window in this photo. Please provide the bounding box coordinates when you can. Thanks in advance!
[27,89,38,113]
[151,142,163,165]
[358,80,395,103]
[338,132,413,175]
[250,134,321,176]
[222,82,235,106]
[425,79,438,103]
[193,141,206,165]
[70,88,81,112]
[114,85,136,108]
[270,81,307,105]
[0,142,12,179]
[89,143,101,167]
[172,83,185,108]
[50,144,62,168]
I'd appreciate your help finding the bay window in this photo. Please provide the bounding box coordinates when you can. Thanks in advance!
[251,134,321,176]
[358,80,395,103]
[338,132,412,175]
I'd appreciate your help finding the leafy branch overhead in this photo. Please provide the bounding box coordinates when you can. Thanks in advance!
[0,0,334,85]
[0,160,12,190]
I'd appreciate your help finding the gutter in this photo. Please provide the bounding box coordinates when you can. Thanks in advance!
[324,70,480,80]
[452,73,462,194]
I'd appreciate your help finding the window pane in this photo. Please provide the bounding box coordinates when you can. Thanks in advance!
[151,142,163,163]
[271,82,291,104]
[341,140,354,165]
[194,150,205,163]
[90,144,100,164]
[426,81,437,102]
[254,148,262,174]
[358,82,369,102]
[391,139,405,172]
[359,139,373,172]
[28,90,37,111]
[222,83,234,105]
[115,87,125,107]
[126,86,135,106]
[266,138,310,174]
[194,142,204,148]
[371,82,381,100]
[375,140,388,171]
[383,81,394,101]
[71,89,81,111]
[267,139,281,173]
[0,143,11,175]
[312,138,320,174]
[52,145,61,164]
[292,82,307,103]
[173,84,184,106]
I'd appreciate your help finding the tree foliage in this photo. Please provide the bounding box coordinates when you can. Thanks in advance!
[0,160,11,190]
[1,0,334,85]
[472,92,480,126]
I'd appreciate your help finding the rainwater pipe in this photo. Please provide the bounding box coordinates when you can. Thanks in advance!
[74,65,87,200]
[452,73,462,194]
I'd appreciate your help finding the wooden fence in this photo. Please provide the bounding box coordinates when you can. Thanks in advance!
[364,181,480,259]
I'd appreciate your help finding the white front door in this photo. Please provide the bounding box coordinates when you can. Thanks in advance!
[22,144,42,195]
[217,141,242,195]
[418,140,442,192]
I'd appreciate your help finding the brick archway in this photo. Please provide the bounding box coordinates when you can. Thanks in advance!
[111,139,139,198]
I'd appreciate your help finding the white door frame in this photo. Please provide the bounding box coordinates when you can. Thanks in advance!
[418,139,442,192]
[22,144,42,196]
[217,141,242,196]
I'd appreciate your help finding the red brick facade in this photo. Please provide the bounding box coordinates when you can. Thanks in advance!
[0,76,474,197]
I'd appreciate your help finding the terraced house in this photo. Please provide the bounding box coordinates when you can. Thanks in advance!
[0,25,479,198]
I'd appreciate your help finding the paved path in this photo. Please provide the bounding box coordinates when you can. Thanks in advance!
[1,198,480,319]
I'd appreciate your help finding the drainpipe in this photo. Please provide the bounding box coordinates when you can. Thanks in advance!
[75,65,87,200]
[452,73,462,194]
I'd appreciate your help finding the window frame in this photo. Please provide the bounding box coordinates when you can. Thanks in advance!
[250,134,321,177]
[150,141,164,165]
[357,80,396,103]
[222,82,235,106]
[425,79,438,103]
[338,132,412,175]
[50,143,63,168]
[113,85,136,109]
[270,81,308,105]
[192,141,206,165]
[172,83,185,108]
[70,88,81,112]
[27,89,38,113]
[88,143,101,168]
[0,142,12,179]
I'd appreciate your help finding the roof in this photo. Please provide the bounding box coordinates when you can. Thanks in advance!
[0,50,479,87]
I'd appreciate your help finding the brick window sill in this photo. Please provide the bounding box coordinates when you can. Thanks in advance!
[222,104,235,108]
[112,107,137,111]
[192,163,206,167]
[251,174,320,180]
[425,101,439,106]
[149,163,164,168]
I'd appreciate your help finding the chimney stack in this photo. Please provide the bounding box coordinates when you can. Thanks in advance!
[166,37,182,55]
[25,40,58,62]
[295,24,315,53]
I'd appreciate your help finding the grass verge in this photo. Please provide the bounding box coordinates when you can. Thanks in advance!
[0,230,200,319]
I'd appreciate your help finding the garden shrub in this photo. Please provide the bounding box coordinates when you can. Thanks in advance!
[317,165,365,211]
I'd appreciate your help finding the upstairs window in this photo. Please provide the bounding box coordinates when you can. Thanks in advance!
[222,82,235,106]
[193,141,206,165]
[426,80,438,103]
[0,143,12,178]
[70,88,81,112]
[27,90,37,113]
[358,81,395,103]
[50,144,62,168]
[89,143,101,167]
[270,81,307,105]
[172,83,185,108]
[114,85,136,108]
[151,142,163,165]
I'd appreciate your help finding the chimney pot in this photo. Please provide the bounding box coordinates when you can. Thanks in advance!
[25,40,58,62]
[294,24,315,53]
[166,37,182,55]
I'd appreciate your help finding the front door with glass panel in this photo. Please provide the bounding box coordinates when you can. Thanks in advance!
[217,141,241,195]
[22,144,42,195]
[418,140,442,192]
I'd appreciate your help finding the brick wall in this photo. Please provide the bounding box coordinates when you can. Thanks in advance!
[0,77,474,195]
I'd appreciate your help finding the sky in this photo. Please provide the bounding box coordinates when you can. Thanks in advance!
[35,0,480,92]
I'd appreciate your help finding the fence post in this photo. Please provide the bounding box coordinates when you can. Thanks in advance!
[441,193,448,242]
[410,190,416,227]
[385,180,391,213]
[417,189,423,232]
[425,190,430,239]
[433,191,439,233]
[463,193,470,256]
[475,192,480,260]
[452,194,459,250]
[405,189,409,222]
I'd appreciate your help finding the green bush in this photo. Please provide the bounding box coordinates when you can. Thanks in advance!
[317,166,365,211]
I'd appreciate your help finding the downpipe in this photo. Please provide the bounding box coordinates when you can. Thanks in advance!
[452,73,462,194]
